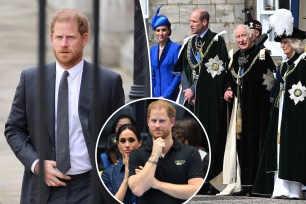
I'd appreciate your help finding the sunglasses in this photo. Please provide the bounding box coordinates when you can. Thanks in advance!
[119,138,137,144]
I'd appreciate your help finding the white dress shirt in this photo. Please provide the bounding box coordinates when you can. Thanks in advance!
[55,60,92,175]
[31,60,92,175]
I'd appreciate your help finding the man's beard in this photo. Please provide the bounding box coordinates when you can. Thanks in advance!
[150,128,170,140]
[53,48,82,68]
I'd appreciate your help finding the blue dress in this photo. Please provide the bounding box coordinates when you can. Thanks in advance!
[102,158,137,204]
[150,39,181,101]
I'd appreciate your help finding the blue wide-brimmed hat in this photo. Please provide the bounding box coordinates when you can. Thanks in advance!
[151,5,170,30]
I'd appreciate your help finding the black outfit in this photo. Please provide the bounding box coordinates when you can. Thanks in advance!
[174,29,229,181]
[129,139,204,204]
[253,53,306,196]
[228,45,276,187]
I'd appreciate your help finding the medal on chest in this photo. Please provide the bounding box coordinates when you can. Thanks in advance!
[205,55,224,78]
[288,81,306,105]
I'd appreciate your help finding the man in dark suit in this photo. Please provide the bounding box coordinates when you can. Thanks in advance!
[4,8,124,203]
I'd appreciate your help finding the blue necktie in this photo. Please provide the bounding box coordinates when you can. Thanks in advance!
[195,36,201,62]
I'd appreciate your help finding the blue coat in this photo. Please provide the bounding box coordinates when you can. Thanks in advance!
[150,39,181,100]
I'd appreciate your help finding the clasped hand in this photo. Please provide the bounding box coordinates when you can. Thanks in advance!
[34,160,71,187]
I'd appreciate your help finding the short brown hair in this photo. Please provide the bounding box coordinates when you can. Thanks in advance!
[198,9,210,24]
[147,100,176,119]
[50,8,89,35]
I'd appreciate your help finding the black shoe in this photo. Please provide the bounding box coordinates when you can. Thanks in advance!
[232,190,247,196]
[205,184,220,195]
[232,186,254,197]
[245,186,255,197]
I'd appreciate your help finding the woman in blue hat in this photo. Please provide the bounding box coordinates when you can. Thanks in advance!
[150,6,181,101]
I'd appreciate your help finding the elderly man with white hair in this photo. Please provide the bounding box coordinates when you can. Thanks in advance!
[221,23,276,196]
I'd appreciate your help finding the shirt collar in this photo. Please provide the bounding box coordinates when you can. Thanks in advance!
[56,60,84,79]
[198,28,208,39]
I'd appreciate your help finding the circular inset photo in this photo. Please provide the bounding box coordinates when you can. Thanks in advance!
[96,98,210,204]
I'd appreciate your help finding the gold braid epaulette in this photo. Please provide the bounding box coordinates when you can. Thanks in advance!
[229,53,259,79]
[186,36,216,70]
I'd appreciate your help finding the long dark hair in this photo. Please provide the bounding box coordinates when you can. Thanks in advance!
[116,124,142,142]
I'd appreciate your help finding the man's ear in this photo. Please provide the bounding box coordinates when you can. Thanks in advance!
[202,19,208,27]
[82,33,89,46]
[50,32,53,42]
[255,30,260,37]
[170,117,175,126]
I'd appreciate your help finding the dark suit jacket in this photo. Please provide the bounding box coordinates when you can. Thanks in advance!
[4,61,124,204]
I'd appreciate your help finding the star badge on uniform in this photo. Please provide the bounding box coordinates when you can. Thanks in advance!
[262,69,275,91]
[205,55,224,78]
[288,81,306,105]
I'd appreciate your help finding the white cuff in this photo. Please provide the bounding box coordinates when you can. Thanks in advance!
[31,159,39,174]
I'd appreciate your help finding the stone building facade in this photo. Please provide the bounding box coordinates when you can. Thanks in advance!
[148,0,257,50]
[47,0,134,71]
[46,0,261,68]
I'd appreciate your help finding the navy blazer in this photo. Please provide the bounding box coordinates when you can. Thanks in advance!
[150,39,181,100]
[4,61,125,203]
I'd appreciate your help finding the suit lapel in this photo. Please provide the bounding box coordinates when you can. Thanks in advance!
[78,61,93,144]
[45,63,56,146]
[159,39,171,66]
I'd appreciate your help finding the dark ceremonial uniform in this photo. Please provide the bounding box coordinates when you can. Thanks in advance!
[253,53,306,196]
[174,29,228,181]
[228,45,276,187]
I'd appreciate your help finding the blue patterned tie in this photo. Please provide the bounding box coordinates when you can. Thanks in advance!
[195,36,201,62]
[56,71,71,174]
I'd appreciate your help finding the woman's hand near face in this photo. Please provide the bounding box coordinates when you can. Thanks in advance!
[123,156,129,181]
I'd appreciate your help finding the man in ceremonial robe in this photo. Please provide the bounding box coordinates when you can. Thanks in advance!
[222,24,275,195]
[173,8,229,188]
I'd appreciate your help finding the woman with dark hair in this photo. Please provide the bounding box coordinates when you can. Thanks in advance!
[150,5,181,101]
[102,114,136,168]
[102,124,142,203]
[253,9,306,199]
[107,114,136,150]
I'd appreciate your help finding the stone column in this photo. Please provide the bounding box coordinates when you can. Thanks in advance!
[129,0,150,100]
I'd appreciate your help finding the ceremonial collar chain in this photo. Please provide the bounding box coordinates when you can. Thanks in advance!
[186,36,215,69]
[274,62,298,107]
[238,53,249,67]
[195,38,203,51]
[230,53,259,79]
[280,61,297,81]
